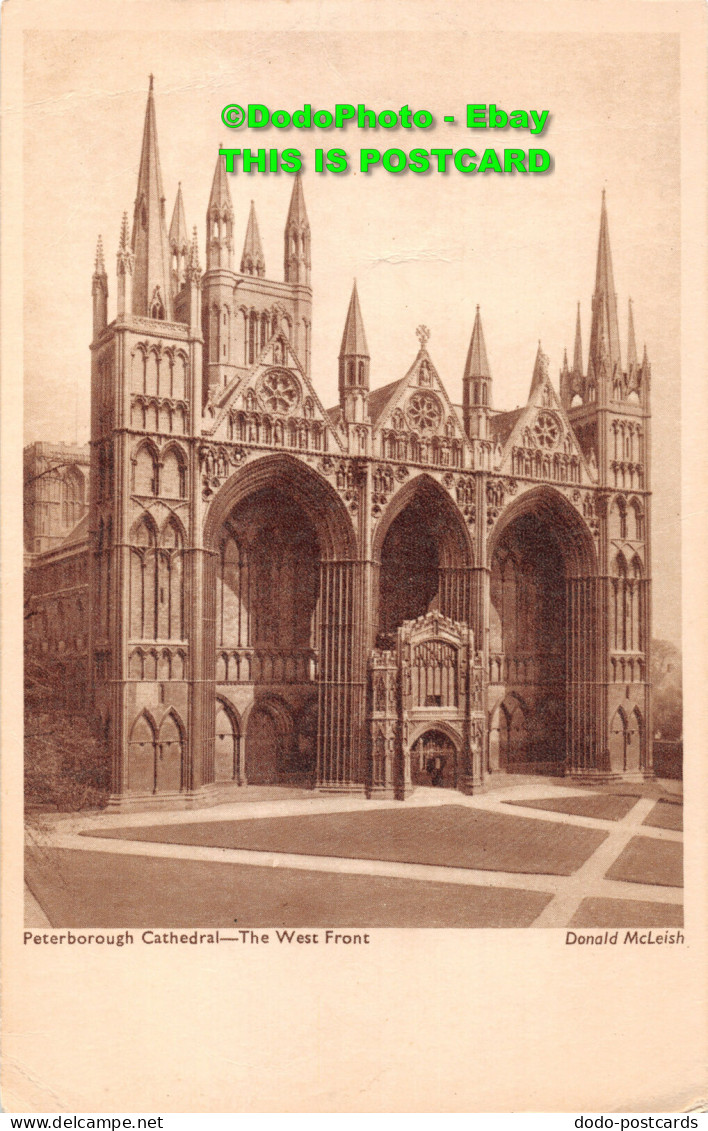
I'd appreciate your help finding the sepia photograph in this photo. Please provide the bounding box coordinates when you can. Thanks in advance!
[3,0,706,1114]
[21,27,684,933]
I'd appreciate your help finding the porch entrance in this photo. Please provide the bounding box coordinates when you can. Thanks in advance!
[411,730,457,788]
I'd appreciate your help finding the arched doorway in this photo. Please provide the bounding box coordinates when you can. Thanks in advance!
[215,700,240,783]
[628,708,643,773]
[376,476,472,644]
[127,710,183,793]
[411,729,458,787]
[610,706,643,773]
[245,698,293,785]
[156,712,183,792]
[488,488,596,772]
[508,701,530,766]
[128,712,156,794]
[609,708,628,773]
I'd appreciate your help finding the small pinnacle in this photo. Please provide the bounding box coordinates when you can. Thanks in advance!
[149,74,154,91]
[94,235,105,272]
[476,304,480,312]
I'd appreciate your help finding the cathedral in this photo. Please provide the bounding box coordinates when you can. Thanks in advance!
[24,80,653,808]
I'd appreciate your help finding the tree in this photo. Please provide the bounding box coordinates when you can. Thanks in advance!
[651,639,682,741]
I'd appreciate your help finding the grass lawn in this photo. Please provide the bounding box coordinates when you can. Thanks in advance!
[605,837,683,888]
[568,898,683,929]
[643,799,683,832]
[504,794,639,821]
[85,805,608,877]
[25,848,552,928]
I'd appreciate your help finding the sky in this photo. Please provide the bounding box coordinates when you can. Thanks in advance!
[22,27,681,641]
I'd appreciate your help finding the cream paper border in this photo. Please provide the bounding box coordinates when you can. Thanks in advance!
[2,0,707,1113]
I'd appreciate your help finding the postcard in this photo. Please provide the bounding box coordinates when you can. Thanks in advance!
[2,0,706,1113]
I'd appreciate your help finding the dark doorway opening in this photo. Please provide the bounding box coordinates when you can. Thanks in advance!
[411,730,458,788]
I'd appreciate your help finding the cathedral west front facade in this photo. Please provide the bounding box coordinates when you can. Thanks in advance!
[26,81,654,808]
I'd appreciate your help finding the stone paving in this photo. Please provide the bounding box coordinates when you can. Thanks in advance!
[25,779,683,929]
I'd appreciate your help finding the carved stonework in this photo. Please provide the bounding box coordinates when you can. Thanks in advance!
[455,474,476,526]
[256,367,301,415]
[372,464,394,511]
[322,457,365,514]
[574,489,600,537]
[199,442,246,500]
[533,410,561,450]
[406,390,442,436]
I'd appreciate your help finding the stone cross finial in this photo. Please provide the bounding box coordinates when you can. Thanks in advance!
[416,324,430,347]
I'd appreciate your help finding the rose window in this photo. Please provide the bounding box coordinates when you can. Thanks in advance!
[257,368,300,415]
[533,411,561,450]
[406,391,442,435]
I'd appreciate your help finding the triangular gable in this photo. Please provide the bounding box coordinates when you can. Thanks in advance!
[204,330,344,451]
[372,347,470,454]
[497,361,598,483]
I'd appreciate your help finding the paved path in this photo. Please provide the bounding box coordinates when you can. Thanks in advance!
[25,783,682,929]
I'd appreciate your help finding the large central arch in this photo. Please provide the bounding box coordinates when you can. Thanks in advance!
[487,486,598,773]
[202,454,362,791]
[373,474,474,645]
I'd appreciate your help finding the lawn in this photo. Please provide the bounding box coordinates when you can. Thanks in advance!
[85,805,608,877]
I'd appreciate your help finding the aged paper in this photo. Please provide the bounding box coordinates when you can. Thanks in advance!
[2,0,707,1113]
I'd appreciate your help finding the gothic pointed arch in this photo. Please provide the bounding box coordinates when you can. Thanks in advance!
[245,694,294,784]
[159,442,188,498]
[609,705,629,773]
[628,496,645,540]
[157,517,184,640]
[215,697,242,782]
[488,485,597,578]
[127,709,157,793]
[409,725,460,788]
[156,708,184,792]
[373,473,473,640]
[488,488,596,772]
[130,514,159,639]
[132,439,159,496]
[203,453,357,561]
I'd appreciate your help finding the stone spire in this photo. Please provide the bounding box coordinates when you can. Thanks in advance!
[462,306,492,438]
[626,298,638,373]
[338,281,370,422]
[464,305,491,381]
[284,174,311,285]
[116,211,134,317]
[588,190,621,380]
[572,302,583,377]
[240,201,265,277]
[339,280,369,359]
[186,226,201,281]
[94,235,106,277]
[130,76,172,321]
[92,235,108,338]
[185,226,202,331]
[169,183,189,293]
[206,149,234,270]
